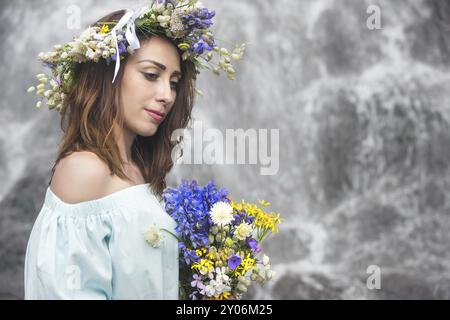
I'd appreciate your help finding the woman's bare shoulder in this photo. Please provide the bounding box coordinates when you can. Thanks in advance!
[50,151,113,204]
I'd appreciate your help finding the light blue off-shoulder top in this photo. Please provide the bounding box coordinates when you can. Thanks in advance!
[24,183,179,300]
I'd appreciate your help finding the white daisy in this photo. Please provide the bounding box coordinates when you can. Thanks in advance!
[209,201,234,226]
[144,225,163,248]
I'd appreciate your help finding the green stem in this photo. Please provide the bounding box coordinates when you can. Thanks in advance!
[160,228,181,241]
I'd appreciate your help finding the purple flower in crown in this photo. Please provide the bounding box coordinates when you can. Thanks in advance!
[111,41,127,62]
[191,38,214,55]
[55,74,61,86]
[182,8,215,32]
[196,7,216,27]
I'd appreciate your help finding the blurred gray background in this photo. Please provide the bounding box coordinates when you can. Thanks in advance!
[1,0,450,299]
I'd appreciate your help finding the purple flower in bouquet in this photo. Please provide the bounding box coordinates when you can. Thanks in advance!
[179,242,199,264]
[227,254,241,270]
[246,237,262,253]
[191,274,205,289]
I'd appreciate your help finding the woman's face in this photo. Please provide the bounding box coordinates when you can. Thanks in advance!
[120,36,181,137]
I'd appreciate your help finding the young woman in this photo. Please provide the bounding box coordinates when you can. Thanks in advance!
[24,1,243,299]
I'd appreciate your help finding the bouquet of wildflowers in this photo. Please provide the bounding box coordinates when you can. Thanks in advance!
[163,180,281,300]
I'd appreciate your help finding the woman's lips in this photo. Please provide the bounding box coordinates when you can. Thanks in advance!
[144,109,165,122]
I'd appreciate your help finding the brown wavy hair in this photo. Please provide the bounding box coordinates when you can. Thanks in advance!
[49,10,196,197]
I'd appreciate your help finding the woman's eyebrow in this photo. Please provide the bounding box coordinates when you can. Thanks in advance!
[138,59,182,77]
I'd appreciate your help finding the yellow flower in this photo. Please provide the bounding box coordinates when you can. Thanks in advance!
[232,198,282,241]
[195,247,207,257]
[210,291,232,300]
[99,24,110,34]
[259,200,271,207]
[206,251,216,260]
[218,248,230,261]
[242,254,255,270]
[230,200,243,212]
[244,200,281,233]
[191,259,214,274]
[234,253,256,276]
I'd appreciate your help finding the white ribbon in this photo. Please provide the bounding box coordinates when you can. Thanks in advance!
[111,9,142,83]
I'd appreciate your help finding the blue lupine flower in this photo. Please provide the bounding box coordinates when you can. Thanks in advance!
[164,180,229,254]
[228,254,241,270]
[182,8,215,32]
[179,242,199,264]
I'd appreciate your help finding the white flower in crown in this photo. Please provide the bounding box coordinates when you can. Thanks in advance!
[151,1,166,13]
[138,6,152,19]
[144,225,163,248]
[209,201,234,227]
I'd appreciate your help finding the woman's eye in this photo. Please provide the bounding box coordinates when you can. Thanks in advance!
[143,73,178,91]
[143,73,158,81]
[170,81,179,90]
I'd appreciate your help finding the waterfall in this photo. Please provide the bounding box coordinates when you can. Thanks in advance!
[1,0,449,299]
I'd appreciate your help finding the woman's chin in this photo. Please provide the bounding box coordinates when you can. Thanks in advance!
[135,125,159,137]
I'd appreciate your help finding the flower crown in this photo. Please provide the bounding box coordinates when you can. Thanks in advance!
[28,0,246,112]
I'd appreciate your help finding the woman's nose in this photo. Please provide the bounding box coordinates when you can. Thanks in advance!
[155,79,174,105]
